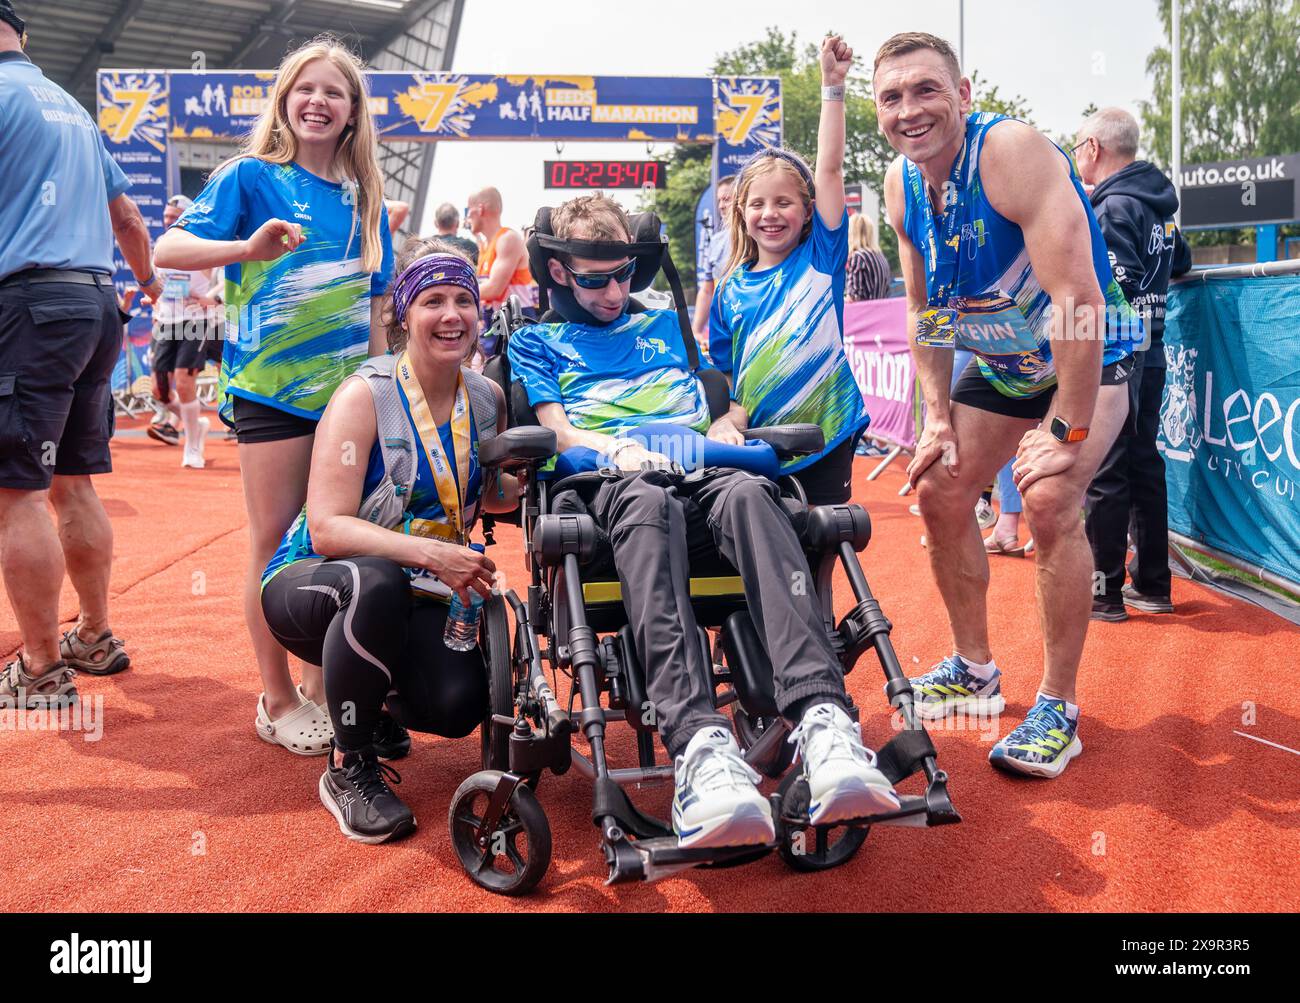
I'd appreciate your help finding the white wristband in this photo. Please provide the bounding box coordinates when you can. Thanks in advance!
[821,84,846,102]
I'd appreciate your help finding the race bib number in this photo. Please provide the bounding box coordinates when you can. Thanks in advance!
[951,297,1040,355]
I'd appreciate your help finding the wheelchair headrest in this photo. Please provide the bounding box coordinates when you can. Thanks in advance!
[526,207,666,325]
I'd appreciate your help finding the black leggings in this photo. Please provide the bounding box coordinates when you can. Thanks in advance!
[261,556,488,752]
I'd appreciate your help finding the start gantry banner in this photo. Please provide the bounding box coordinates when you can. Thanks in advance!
[155,71,780,147]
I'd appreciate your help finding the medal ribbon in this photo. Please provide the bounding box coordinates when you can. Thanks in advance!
[906,122,973,307]
[395,351,472,545]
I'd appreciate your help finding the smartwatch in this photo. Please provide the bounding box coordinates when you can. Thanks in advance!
[1050,416,1089,444]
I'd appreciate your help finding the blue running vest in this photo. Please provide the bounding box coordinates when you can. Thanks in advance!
[901,113,1142,398]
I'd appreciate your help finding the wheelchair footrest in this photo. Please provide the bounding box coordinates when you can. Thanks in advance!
[592,776,673,841]
[605,837,772,885]
[875,727,938,785]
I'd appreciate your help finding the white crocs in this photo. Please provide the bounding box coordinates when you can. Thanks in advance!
[255,691,333,756]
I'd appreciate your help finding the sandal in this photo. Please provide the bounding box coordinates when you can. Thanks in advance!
[59,627,130,676]
[983,532,1026,557]
[2,654,78,708]
[255,692,333,756]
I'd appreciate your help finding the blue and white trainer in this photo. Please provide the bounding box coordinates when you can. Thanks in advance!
[789,703,900,825]
[904,654,1006,721]
[989,696,1082,778]
[672,726,774,849]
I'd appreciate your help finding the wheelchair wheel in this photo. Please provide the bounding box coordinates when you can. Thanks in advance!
[448,771,551,896]
[732,707,795,779]
[480,594,513,771]
[774,769,870,873]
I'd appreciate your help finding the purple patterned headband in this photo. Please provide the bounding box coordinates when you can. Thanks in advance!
[392,253,480,327]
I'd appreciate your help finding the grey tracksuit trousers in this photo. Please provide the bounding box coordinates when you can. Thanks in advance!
[571,468,848,758]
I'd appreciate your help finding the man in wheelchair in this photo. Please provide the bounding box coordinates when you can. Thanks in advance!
[506,195,899,850]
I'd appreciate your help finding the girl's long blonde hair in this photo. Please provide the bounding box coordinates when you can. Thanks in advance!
[217,35,386,273]
[849,213,881,255]
[720,153,814,289]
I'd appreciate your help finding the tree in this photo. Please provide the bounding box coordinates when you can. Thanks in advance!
[1141,0,1300,244]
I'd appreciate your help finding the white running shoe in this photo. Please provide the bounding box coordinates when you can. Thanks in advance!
[975,497,996,530]
[182,417,210,469]
[789,703,900,826]
[672,726,774,849]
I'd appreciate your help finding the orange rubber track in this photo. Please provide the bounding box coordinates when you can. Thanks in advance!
[3,418,1298,912]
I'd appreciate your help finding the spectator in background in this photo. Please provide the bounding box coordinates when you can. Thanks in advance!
[846,213,892,301]
[432,201,480,266]
[384,199,411,240]
[468,186,537,323]
[1,0,166,702]
[691,175,734,346]
[1074,107,1192,621]
[148,194,222,468]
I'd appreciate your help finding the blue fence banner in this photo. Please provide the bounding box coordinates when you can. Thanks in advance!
[1159,273,1300,583]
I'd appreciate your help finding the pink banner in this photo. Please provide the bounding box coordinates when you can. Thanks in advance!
[842,298,916,450]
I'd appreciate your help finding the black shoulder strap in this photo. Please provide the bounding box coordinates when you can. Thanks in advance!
[657,245,700,372]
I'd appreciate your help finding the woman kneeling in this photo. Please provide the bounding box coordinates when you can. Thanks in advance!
[261,252,519,843]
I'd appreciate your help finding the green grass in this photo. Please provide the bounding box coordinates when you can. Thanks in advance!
[1180,548,1300,605]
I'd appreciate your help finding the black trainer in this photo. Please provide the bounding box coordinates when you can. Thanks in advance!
[319,746,416,844]
[1122,585,1174,614]
[1090,599,1129,622]
[372,711,411,761]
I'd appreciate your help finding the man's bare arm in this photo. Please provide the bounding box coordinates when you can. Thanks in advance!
[981,122,1106,430]
[478,227,524,303]
[885,160,954,421]
[108,194,164,301]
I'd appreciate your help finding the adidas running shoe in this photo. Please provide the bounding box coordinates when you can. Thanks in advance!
[989,696,1082,778]
[672,726,774,849]
[789,702,899,825]
[903,654,1006,721]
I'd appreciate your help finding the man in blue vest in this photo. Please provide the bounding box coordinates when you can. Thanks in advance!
[0,1,165,706]
[877,31,1143,779]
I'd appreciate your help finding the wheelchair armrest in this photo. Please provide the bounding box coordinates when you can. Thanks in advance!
[742,424,825,459]
[479,426,557,470]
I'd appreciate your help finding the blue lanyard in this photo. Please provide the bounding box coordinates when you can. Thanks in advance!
[907,130,971,306]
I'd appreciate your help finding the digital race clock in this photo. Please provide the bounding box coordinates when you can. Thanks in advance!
[543,161,667,190]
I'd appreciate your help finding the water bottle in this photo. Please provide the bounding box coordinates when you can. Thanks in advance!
[443,543,486,652]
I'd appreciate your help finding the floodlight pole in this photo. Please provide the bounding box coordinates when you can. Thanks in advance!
[958,0,965,67]
[1171,0,1182,226]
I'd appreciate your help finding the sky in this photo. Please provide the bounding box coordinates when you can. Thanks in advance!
[422,0,1168,234]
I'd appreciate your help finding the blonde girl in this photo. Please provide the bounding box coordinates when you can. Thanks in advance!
[154,35,395,753]
[709,34,869,505]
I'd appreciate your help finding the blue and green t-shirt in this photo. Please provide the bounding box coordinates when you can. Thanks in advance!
[262,384,483,588]
[508,308,713,436]
[174,158,394,423]
[709,210,870,472]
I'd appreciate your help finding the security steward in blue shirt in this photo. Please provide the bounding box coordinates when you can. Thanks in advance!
[0,0,165,706]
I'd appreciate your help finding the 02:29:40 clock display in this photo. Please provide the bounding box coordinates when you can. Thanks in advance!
[544,161,667,189]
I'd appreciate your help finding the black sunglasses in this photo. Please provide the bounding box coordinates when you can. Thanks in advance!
[563,259,637,289]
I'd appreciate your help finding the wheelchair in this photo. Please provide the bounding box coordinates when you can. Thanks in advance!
[447,210,960,896]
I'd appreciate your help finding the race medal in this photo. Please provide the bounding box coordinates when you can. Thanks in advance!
[916,307,958,348]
